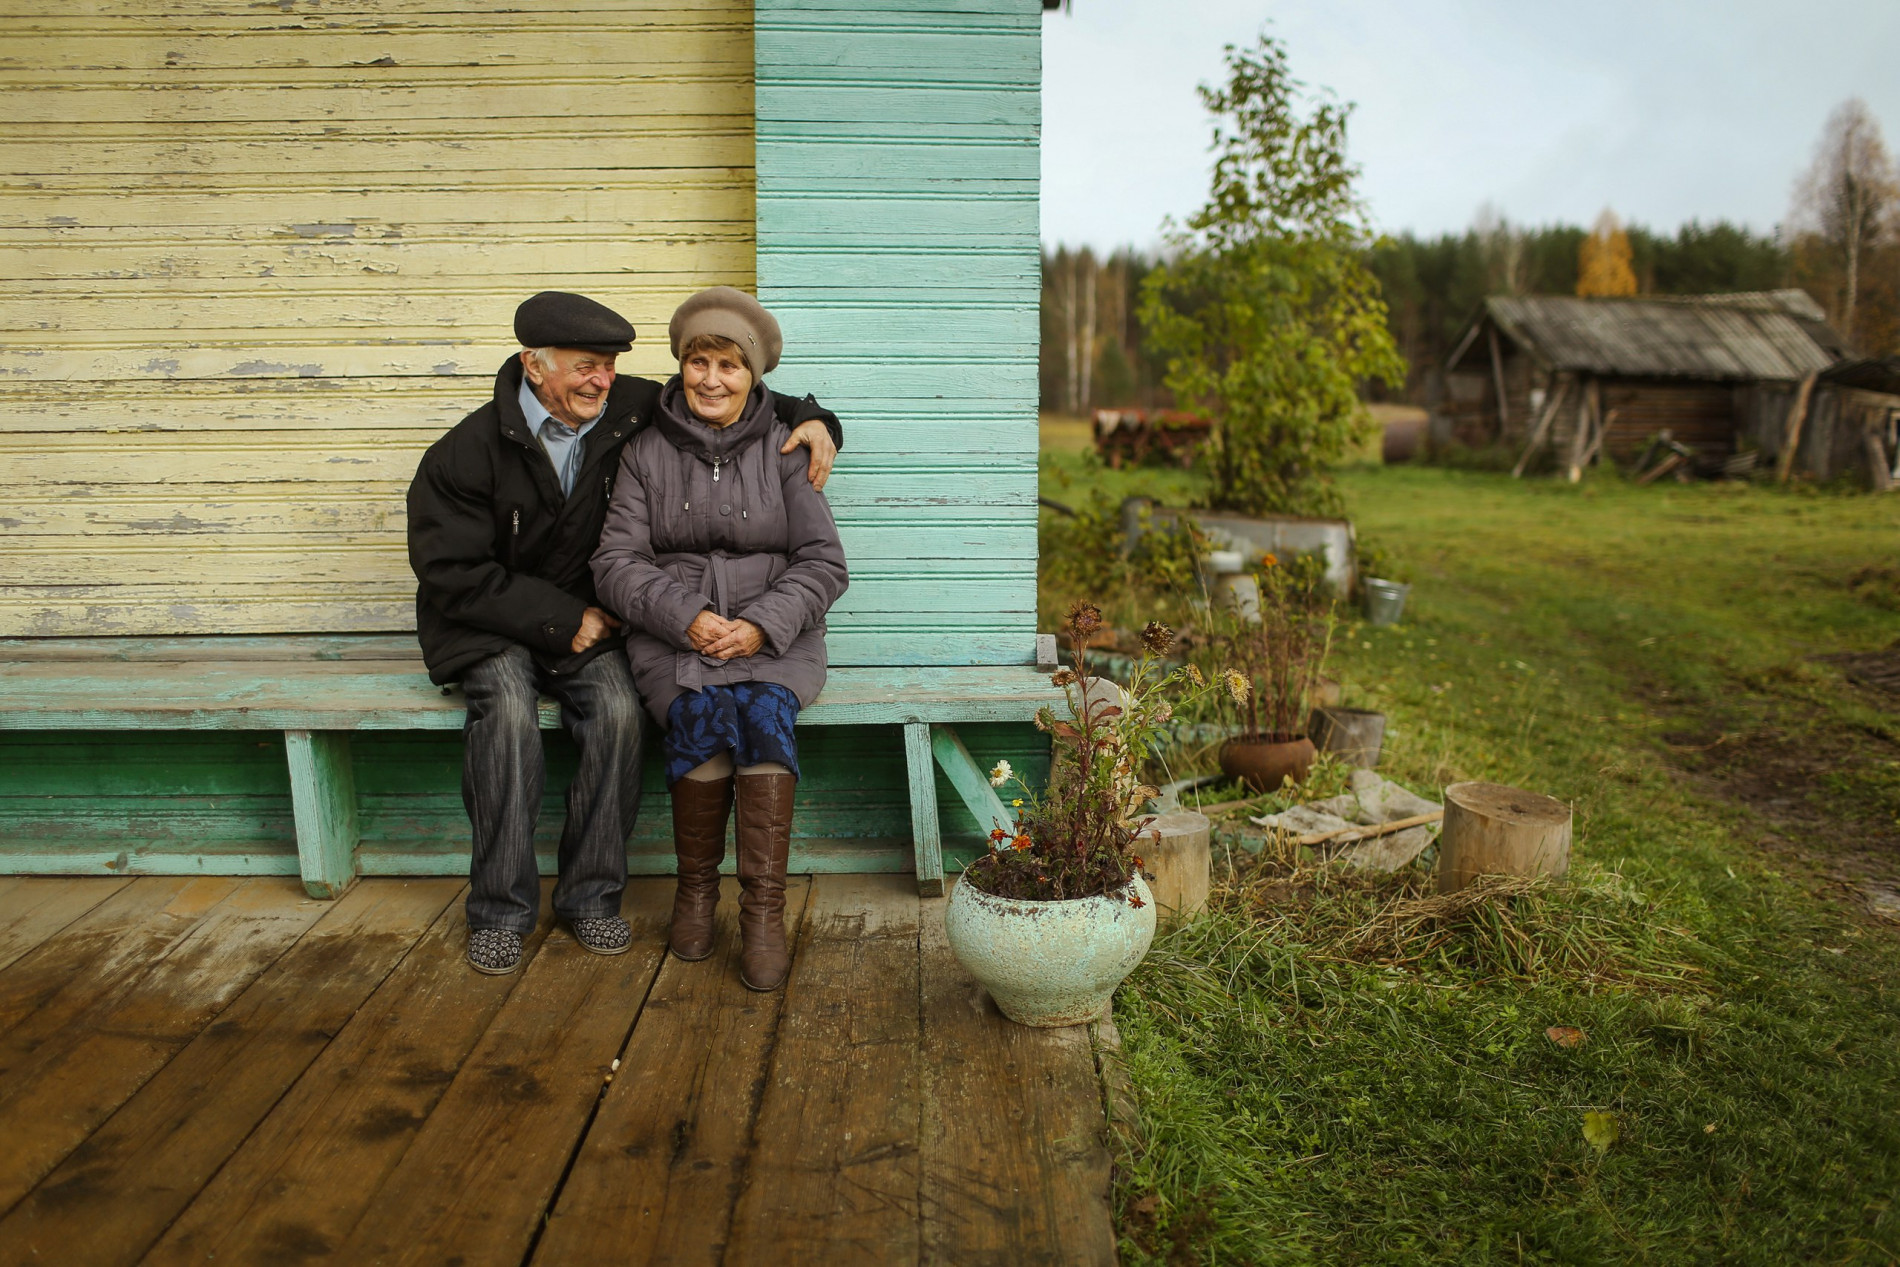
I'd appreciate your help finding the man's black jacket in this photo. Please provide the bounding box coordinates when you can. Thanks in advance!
[406,355,842,685]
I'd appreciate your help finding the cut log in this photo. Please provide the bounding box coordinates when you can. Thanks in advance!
[1308,706,1386,769]
[1436,781,1571,894]
[1565,379,1601,483]
[1141,811,1210,921]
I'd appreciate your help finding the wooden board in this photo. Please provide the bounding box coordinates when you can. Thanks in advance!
[533,876,813,1264]
[332,880,672,1264]
[916,900,1118,1264]
[0,878,460,1262]
[725,873,923,1263]
[0,653,1058,730]
[0,878,128,975]
[140,881,552,1265]
[0,876,241,1051]
[0,877,326,1211]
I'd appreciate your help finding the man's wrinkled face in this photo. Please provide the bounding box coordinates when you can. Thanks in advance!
[522,347,617,429]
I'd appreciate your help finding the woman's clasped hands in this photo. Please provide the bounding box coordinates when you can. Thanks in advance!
[687,609,764,660]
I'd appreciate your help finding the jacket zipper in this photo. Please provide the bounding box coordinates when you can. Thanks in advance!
[711,456,723,483]
[509,508,520,568]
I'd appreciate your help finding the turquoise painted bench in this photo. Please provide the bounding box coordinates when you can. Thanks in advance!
[0,635,1057,900]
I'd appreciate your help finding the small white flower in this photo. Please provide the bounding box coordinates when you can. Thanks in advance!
[987,759,1013,787]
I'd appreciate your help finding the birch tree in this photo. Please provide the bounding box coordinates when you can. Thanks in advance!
[1139,33,1402,517]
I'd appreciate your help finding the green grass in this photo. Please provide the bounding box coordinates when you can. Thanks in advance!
[1052,462,1900,1263]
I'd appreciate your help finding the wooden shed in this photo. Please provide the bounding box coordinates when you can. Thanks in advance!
[1436,290,1886,480]
[0,0,1050,892]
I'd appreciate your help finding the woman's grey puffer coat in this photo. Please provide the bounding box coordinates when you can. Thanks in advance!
[591,378,848,725]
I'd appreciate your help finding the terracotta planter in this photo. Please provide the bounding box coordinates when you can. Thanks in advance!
[1218,734,1316,792]
[943,874,1157,1027]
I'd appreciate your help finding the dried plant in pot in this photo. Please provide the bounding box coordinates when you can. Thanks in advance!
[1213,550,1337,793]
[945,602,1219,1027]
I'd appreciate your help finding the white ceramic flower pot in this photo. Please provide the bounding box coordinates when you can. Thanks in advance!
[943,872,1158,1027]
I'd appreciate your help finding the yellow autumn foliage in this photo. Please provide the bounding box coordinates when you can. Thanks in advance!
[1577,208,1639,297]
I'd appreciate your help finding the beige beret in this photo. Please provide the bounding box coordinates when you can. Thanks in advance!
[668,286,783,375]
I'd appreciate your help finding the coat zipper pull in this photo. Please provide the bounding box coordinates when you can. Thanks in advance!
[712,456,723,483]
[512,509,520,536]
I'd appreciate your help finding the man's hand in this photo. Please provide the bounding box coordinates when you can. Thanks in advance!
[570,606,622,655]
[703,618,765,660]
[781,419,837,491]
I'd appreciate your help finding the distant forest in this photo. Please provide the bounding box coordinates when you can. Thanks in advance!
[1041,217,1896,413]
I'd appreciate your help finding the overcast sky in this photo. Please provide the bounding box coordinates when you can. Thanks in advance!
[1041,0,1900,251]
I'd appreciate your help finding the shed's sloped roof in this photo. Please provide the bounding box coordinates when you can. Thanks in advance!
[1460,290,1845,382]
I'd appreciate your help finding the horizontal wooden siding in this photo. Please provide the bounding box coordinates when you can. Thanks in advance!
[0,0,755,637]
[753,0,1041,666]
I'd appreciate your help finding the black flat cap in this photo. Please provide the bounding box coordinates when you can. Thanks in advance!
[513,291,635,354]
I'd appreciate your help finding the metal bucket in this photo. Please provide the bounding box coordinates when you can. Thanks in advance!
[1364,578,1410,626]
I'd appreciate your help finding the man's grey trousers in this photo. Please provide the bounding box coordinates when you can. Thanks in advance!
[460,644,644,935]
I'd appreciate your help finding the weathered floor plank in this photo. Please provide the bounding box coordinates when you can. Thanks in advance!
[0,877,239,1053]
[726,873,923,1267]
[0,877,129,976]
[533,876,814,1266]
[0,878,459,1263]
[141,881,554,1267]
[917,899,1118,1266]
[333,880,673,1266]
[0,877,325,1215]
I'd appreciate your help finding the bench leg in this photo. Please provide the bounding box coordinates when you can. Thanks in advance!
[904,722,944,896]
[928,723,1020,883]
[285,730,360,900]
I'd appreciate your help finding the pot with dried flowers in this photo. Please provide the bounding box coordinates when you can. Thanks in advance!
[944,603,1217,1027]
[1214,550,1337,792]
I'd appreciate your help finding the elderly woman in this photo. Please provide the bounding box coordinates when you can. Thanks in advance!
[591,287,847,991]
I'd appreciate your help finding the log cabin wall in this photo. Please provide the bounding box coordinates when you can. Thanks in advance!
[1596,379,1738,460]
[0,0,755,637]
[1437,350,1541,449]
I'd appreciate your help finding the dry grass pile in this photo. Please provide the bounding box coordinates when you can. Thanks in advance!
[1218,828,1708,989]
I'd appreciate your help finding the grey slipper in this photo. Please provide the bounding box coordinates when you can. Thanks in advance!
[468,927,524,975]
[571,915,632,955]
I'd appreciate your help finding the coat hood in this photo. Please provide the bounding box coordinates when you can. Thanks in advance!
[653,375,778,466]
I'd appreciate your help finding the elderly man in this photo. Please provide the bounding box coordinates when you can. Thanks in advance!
[407,292,841,974]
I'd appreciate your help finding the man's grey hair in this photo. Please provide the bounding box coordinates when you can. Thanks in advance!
[523,346,559,374]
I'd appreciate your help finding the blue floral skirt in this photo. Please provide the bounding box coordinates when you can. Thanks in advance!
[663,682,802,786]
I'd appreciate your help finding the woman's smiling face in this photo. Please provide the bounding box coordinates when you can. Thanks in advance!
[681,344,753,428]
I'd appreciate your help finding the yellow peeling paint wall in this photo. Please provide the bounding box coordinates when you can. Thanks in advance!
[0,0,754,636]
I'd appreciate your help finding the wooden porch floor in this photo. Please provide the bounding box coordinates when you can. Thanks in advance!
[0,873,1119,1265]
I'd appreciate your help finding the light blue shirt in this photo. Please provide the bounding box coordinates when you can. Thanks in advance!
[518,377,601,498]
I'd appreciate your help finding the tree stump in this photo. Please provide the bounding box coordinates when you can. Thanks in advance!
[1142,810,1210,921]
[1436,781,1571,893]
[1308,706,1386,769]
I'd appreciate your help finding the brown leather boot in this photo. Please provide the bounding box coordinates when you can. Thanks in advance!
[668,776,732,961]
[734,771,796,991]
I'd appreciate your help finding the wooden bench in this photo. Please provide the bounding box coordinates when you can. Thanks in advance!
[0,634,1057,899]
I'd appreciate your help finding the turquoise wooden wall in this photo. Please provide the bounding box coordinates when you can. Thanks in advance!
[754,0,1043,667]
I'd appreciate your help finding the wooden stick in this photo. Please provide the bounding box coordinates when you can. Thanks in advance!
[1488,325,1511,439]
[1511,376,1570,478]
[1776,371,1818,485]
[1579,407,1614,469]
[1287,810,1444,848]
